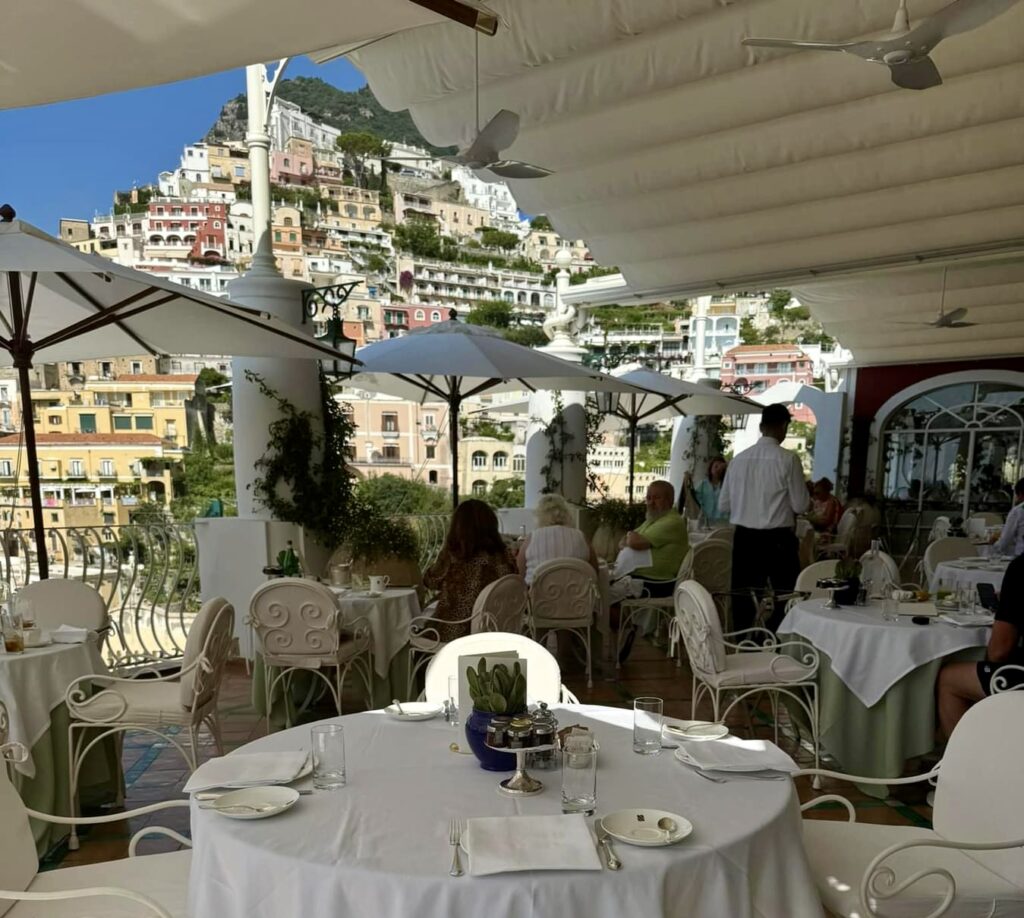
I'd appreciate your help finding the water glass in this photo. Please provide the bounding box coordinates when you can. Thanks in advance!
[633,696,664,755]
[882,595,900,624]
[311,724,347,790]
[561,747,597,815]
[447,674,460,727]
[958,583,976,614]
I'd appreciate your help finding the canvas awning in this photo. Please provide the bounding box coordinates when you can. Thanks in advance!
[349,0,1024,363]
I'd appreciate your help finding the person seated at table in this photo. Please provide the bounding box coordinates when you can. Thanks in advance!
[807,477,843,534]
[992,478,1024,557]
[517,494,598,585]
[680,456,730,526]
[937,553,1024,737]
[422,499,517,643]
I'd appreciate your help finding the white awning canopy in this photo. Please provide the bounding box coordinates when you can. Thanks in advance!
[350,0,1024,363]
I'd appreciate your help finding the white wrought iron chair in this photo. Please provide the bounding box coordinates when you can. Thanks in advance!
[816,506,862,560]
[692,538,733,633]
[65,596,233,850]
[706,526,734,545]
[616,550,693,670]
[527,558,597,688]
[422,631,577,705]
[796,692,1024,918]
[249,579,373,732]
[991,664,1024,694]
[475,574,529,633]
[0,709,191,918]
[672,580,820,769]
[923,537,978,586]
[16,579,111,650]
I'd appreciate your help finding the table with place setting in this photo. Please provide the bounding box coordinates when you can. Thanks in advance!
[929,556,1010,595]
[187,704,824,918]
[0,635,122,852]
[778,597,991,793]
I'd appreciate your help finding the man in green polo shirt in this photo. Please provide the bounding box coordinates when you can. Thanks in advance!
[616,480,689,662]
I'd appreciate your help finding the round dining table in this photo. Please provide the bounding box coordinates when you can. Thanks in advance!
[188,705,824,918]
[778,599,990,793]
[930,558,1009,595]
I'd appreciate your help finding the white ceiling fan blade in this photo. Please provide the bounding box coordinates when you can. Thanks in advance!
[929,0,1023,39]
[475,109,520,153]
[942,306,970,324]
[946,321,978,327]
[742,37,853,52]
[484,160,554,179]
[889,55,943,89]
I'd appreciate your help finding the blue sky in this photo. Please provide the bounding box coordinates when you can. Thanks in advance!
[0,58,368,234]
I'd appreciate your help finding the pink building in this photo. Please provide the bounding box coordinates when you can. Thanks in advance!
[270,138,314,187]
[720,344,816,422]
[147,200,227,261]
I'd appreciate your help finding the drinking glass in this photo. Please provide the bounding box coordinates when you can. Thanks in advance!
[1,607,23,654]
[561,747,597,815]
[311,724,347,790]
[447,675,460,727]
[958,583,976,614]
[633,697,663,755]
[882,595,900,624]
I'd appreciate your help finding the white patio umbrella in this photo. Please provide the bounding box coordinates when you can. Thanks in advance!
[0,0,497,110]
[0,218,357,577]
[601,366,761,504]
[348,321,653,508]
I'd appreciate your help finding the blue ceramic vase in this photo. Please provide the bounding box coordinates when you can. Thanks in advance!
[465,709,514,771]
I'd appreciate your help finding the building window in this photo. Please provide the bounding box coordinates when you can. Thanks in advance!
[423,414,435,428]
[415,309,425,320]
[113,415,132,430]
[288,233,297,243]
[431,310,442,321]
[512,456,525,472]
[48,415,61,425]
[472,480,487,496]
[493,452,508,470]
[471,451,487,470]
[135,416,154,430]
[100,459,115,477]
[382,445,400,462]
[69,459,85,478]
[428,470,438,484]
[131,361,142,374]
[382,413,398,433]
[0,460,11,476]
[274,231,282,242]
[426,445,436,459]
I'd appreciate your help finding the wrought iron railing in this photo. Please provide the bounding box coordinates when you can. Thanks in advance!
[0,522,199,671]
[400,514,449,575]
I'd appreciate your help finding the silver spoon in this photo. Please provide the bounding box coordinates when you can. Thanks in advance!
[657,817,677,841]
[392,698,406,716]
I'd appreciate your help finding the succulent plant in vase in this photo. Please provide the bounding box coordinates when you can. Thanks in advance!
[834,558,862,605]
[464,658,527,771]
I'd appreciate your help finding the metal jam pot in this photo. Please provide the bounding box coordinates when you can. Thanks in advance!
[485,716,512,748]
[528,721,557,769]
[506,718,534,749]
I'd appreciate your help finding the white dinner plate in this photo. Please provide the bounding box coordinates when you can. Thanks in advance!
[664,721,729,742]
[601,809,693,847]
[207,786,299,820]
[385,702,444,721]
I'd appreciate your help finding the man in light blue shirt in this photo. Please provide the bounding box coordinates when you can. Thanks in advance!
[993,479,1024,557]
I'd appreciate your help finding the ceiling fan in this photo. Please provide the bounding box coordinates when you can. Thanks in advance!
[386,35,553,180]
[742,0,1023,90]
[895,268,976,328]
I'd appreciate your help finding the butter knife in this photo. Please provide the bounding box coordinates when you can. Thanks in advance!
[593,817,621,870]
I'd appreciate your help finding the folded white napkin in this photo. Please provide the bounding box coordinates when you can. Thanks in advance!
[939,612,995,628]
[51,624,89,644]
[183,751,309,793]
[612,546,653,579]
[466,815,602,876]
[676,736,798,775]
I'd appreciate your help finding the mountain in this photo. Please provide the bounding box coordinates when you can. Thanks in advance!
[205,77,452,153]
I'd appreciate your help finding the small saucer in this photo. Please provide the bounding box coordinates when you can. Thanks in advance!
[205,786,299,820]
[601,809,692,846]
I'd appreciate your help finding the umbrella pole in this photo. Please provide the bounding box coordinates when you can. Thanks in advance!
[628,418,637,506]
[449,389,461,511]
[9,342,48,579]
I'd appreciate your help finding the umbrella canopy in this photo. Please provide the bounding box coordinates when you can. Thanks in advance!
[0,219,356,577]
[0,0,495,111]
[348,321,652,506]
[606,367,761,504]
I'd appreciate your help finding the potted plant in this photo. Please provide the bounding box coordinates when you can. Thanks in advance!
[464,657,526,771]
[588,498,646,561]
[835,558,862,605]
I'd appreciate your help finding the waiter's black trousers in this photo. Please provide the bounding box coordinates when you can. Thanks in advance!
[730,525,800,632]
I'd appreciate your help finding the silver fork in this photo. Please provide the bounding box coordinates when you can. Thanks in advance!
[449,818,464,877]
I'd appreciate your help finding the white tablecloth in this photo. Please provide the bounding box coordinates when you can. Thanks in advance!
[188,705,823,918]
[778,600,990,708]
[330,587,420,679]
[930,561,1008,595]
[0,641,106,778]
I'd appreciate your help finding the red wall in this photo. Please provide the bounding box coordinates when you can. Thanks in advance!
[848,357,1024,494]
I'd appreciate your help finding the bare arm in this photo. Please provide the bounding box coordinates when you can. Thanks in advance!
[988,621,1020,663]
[516,536,529,577]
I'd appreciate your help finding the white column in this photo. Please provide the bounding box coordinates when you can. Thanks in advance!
[668,378,722,497]
[690,295,711,379]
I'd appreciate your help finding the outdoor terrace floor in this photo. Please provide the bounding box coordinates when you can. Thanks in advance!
[51,635,934,872]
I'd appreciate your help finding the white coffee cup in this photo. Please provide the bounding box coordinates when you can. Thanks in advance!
[368,575,390,595]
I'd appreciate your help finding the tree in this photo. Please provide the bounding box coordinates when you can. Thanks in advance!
[354,474,449,515]
[393,218,443,258]
[171,434,236,522]
[504,326,548,348]
[466,299,513,329]
[486,478,525,508]
[336,132,391,188]
[479,227,520,252]
[768,289,793,318]
[197,367,229,404]
[740,316,763,345]
[529,215,553,231]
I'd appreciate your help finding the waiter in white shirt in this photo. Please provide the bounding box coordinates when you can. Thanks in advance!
[719,403,809,631]
[993,478,1024,557]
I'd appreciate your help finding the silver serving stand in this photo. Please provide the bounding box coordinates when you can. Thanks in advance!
[491,744,555,797]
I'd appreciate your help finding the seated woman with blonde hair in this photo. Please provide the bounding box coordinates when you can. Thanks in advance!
[517,494,598,585]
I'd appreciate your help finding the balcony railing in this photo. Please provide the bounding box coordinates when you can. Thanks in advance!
[0,522,198,671]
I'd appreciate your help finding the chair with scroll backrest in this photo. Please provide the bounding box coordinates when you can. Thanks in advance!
[16,580,110,650]
[691,538,733,632]
[422,632,576,705]
[527,559,597,688]
[0,708,192,918]
[249,578,372,731]
[616,549,693,670]
[797,692,1024,917]
[474,574,529,634]
[923,537,979,586]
